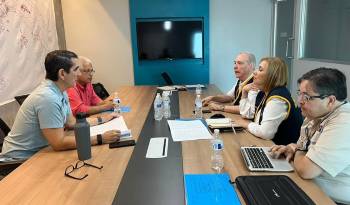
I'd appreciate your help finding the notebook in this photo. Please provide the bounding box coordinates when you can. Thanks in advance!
[205,118,243,132]
[235,175,315,205]
[240,147,293,172]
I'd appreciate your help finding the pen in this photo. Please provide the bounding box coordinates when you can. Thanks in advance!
[162,138,166,156]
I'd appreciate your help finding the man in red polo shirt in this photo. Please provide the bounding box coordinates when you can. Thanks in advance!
[67,56,115,116]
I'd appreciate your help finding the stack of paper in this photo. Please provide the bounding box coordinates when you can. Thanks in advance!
[167,120,213,141]
[90,116,132,140]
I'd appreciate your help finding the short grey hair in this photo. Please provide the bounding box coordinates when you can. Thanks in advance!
[239,51,256,68]
[79,56,92,67]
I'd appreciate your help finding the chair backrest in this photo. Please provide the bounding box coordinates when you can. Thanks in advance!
[14,94,29,105]
[161,72,174,85]
[0,118,10,152]
[92,83,110,100]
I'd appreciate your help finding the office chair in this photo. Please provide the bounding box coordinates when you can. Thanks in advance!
[0,118,24,180]
[14,94,29,105]
[92,83,110,100]
[161,72,174,85]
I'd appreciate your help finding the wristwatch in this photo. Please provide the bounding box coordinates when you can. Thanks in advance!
[97,134,103,145]
[221,105,225,111]
[97,117,103,125]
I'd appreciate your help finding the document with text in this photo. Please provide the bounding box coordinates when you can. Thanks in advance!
[90,116,132,140]
[167,120,213,141]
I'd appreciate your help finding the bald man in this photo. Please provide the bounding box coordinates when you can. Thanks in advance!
[202,52,255,114]
[67,56,115,116]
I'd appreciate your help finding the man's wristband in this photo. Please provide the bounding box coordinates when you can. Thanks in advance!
[97,117,103,125]
[295,148,307,155]
[97,134,103,145]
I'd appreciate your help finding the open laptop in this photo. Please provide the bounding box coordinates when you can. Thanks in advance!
[240,147,293,172]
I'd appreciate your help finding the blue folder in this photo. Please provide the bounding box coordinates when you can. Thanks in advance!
[184,173,241,205]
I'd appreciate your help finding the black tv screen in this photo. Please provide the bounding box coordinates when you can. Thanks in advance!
[136,20,203,60]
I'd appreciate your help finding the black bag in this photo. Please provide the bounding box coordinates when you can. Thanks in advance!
[235,175,315,205]
[92,83,110,100]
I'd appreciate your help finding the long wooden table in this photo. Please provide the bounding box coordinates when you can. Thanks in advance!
[0,85,335,205]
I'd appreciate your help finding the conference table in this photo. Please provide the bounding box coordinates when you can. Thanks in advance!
[0,85,335,205]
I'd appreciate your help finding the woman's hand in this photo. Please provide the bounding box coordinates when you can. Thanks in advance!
[242,83,258,98]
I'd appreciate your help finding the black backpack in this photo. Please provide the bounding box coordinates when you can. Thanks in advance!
[92,83,110,100]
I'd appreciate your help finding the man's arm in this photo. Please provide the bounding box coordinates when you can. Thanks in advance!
[269,144,323,179]
[208,103,240,114]
[85,101,114,115]
[203,95,234,106]
[293,150,323,179]
[41,127,121,151]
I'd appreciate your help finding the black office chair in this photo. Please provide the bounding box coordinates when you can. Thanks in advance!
[14,94,29,105]
[0,118,24,180]
[161,72,174,85]
[92,83,110,100]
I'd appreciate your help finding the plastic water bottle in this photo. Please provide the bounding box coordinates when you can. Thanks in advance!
[113,92,121,113]
[194,94,202,119]
[154,93,163,121]
[211,129,224,172]
[74,113,91,161]
[195,84,202,95]
[162,92,171,119]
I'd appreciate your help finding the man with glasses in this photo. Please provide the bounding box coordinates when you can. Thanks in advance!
[270,68,350,204]
[67,56,115,116]
[202,52,255,114]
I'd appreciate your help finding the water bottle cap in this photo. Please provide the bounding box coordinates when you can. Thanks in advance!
[214,129,220,134]
[76,112,87,119]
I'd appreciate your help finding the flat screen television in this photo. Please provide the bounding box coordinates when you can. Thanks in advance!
[136,19,203,60]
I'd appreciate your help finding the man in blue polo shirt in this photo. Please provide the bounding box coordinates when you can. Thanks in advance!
[1,50,120,160]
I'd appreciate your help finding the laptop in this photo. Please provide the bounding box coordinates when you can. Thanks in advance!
[240,147,293,172]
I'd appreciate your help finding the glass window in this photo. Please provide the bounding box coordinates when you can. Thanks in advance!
[301,0,350,64]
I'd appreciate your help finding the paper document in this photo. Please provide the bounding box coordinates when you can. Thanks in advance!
[90,116,132,140]
[146,137,168,158]
[184,173,241,205]
[167,120,213,141]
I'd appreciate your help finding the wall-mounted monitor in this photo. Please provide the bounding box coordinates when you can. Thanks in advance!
[136,19,203,60]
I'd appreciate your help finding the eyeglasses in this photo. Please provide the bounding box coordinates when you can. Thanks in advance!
[296,90,329,102]
[64,160,103,180]
[80,69,95,74]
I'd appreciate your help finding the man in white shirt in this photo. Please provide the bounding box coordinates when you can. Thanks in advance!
[202,52,255,114]
[270,68,350,204]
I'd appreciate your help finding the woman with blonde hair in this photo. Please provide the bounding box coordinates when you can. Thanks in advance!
[235,57,303,145]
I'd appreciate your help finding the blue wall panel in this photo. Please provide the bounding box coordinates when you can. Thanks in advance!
[130,0,209,85]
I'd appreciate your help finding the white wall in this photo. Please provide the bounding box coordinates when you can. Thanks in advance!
[61,0,134,93]
[209,0,273,93]
[291,0,350,99]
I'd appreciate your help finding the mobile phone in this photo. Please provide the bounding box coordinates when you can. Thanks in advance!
[109,140,136,149]
[202,109,212,113]
[193,109,212,114]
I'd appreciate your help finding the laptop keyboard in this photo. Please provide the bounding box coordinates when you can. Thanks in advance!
[245,147,273,169]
